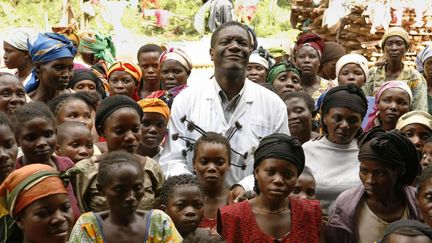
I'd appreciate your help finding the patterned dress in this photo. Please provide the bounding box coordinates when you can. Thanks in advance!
[218,199,322,243]
[363,63,428,111]
[70,155,164,213]
[68,210,182,243]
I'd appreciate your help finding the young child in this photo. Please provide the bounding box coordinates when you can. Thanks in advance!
[0,111,18,184]
[160,174,205,238]
[11,101,81,220]
[421,137,432,169]
[47,91,98,131]
[192,132,231,229]
[56,121,94,163]
[289,166,316,200]
[69,150,182,242]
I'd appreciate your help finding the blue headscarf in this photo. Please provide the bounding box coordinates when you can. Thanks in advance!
[415,45,432,73]
[26,32,77,93]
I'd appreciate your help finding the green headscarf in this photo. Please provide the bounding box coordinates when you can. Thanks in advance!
[79,32,116,65]
[266,62,302,84]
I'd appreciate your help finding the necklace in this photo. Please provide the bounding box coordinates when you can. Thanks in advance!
[255,207,291,214]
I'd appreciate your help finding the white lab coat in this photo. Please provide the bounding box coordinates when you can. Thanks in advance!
[159,77,289,186]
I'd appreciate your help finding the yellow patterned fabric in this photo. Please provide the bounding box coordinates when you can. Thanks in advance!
[70,155,164,213]
[363,63,428,111]
[68,210,182,243]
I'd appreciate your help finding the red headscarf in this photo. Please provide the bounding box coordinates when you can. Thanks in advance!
[294,33,325,58]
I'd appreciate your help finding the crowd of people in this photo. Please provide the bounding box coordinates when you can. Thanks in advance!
[1,19,432,243]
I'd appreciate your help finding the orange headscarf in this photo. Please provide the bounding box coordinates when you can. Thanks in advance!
[137,98,170,120]
[0,164,67,217]
[107,60,143,101]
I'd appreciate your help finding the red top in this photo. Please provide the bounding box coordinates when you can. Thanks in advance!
[199,217,217,229]
[218,199,322,243]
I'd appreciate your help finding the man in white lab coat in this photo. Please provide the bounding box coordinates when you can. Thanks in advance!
[159,21,289,186]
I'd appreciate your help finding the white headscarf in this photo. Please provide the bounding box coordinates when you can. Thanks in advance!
[3,28,37,51]
[336,54,369,81]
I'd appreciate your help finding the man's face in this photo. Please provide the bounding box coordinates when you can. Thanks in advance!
[210,25,251,71]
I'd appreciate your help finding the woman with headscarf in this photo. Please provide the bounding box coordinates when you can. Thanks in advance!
[293,33,335,102]
[266,61,302,98]
[71,96,164,213]
[146,48,192,107]
[3,28,35,86]
[0,164,74,243]
[304,84,368,209]
[218,133,324,242]
[136,98,170,162]
[27,32,77,103]
[107,60,142,101]
[364,27,427,111]
[68,69,107,99]
[78,31,116,92]
[395,110,432,153]
[318,41,346,81]
[247,46,272,84]
[326,128,422,243]
[415,45,432,114]
[365,81,412,132]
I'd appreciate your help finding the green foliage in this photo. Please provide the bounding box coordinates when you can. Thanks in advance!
[250,0,291,36]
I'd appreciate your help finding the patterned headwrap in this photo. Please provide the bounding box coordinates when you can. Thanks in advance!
[107,60,143,101]
[26,32,77,93]
[79,31,116,65]
[0,164,67,218]
[52,26,80,47]
[3,27,36,51]
[137,98,170,120]
[358,128,419,185]
[266,61,301,84]
[335,54,369,81]
[365,81,413,132]
[415,45,432,73]
[158,48,193,73]
[294,33,325,58]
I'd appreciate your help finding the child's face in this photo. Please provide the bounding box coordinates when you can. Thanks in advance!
[141,112,167,149]
[138,51,160,85]
[0,124,18,182]
[165,185,204,237]
[100,163,144,216]
[101,108,142,154]
[289,174,316,200]
[417,177,432,227]
[56,126,94,163]
[193,142,230,189]
[19,118,56,164]
[421,143,432,169]
[57,99,93,130]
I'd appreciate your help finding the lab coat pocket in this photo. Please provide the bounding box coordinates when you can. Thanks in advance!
[250,122,272,141]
